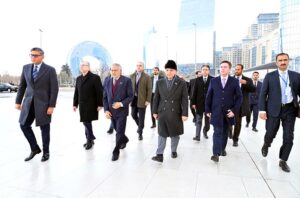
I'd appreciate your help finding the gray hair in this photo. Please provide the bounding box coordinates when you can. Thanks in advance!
[111,63,122,70]
[81,60,90,67]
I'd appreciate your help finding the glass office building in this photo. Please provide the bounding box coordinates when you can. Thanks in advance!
[280,0,300,72]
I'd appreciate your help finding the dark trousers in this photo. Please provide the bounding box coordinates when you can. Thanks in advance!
[195,112,210,137]
[246,104,259,128]
[190,101,196,122]
[212,117,229,155]
[20,103,50,153]
[109,121,114,130]
[112,116,129,155]
[264,104,296,161]
[233,113,242,142]
[150,93,156,126]
[131,97,146,134]
[83,122,96,141]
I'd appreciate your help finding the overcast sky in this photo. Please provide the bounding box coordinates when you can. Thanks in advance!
[0,0,279,75]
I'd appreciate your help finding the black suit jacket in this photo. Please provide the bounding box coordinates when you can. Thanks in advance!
[237,75,256,117]
[191,75,213,113]
[259,70,300,117]
[249,81,262,105]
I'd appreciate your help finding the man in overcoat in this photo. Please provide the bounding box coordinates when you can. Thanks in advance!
[73,61,103,150]
[15,47,58,162]
[151,60,189,162]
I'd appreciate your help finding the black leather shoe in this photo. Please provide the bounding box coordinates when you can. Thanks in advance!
[279,160,290,172]
[138,134,143,140]
[171,152,177,158]
[150,125,156,128]
[245,123,249,128]
[211,155,219,162]
[252,128,258,132]
[233,141,238,147]
[152,154,163,162]
[203,131,208,139]
[221,150,227,156]
[120,139,129,149]
[261,144,268,157]
[107,128,113,134]
[112,153,119,161]
[193,136,200,141]
[24,148,41,161]
[85,140,94,150]
[41,153,49,162]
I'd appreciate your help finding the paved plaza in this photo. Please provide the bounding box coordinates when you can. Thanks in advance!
[0,88,300,198]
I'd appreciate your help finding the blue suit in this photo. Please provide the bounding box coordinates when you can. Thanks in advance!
[246,81,262,128]
[259,70,300,161]
[103,75,133,155]
[205,76,243,155]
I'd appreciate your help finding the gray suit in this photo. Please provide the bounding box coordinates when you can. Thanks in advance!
[16,63,58,153]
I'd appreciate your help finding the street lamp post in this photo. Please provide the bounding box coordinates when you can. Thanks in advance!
[38,29,43,48]
[192,23,197,72]
[166,36,169,60]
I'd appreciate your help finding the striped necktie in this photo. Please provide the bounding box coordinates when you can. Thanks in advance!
[32,66,38,81]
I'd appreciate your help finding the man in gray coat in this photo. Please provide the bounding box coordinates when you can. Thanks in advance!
[152,60,189,162]
[15,47,59,162]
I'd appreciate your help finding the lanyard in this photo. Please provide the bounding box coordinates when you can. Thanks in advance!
[279,74,289,87]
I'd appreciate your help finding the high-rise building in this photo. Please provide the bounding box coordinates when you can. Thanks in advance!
[280,0,300,72]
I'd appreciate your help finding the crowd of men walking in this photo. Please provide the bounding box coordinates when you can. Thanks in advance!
[15,47,300,173]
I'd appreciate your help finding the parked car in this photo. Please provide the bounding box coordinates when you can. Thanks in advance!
[0,83,18,92]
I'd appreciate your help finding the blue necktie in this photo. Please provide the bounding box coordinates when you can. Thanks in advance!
[281,72,287,104]
[32,66,38,81]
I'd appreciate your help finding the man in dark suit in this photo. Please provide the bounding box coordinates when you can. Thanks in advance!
[191,64,213,140]
[259,53,300,172]
[73,61,103,150]
[188,71,202,122]
[15,47,59,162]
[232,64,256,147]
[150,67,164,128]
[103,63,134,161]
[152,60,189,163]
[130,61,152,140]
[246,71,262,132]
[206,60,242,162]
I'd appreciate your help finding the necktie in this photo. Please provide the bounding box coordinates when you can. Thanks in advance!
[32,66,38,81]
[167,80,172,89]
[222,78,226,88]
[136,73,140,84]
[203,78,207,83]
[281,72,288,104]
[113,78,116,86]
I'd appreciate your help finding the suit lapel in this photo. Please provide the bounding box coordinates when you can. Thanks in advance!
[34,63,48,82]
[27,65,34,87]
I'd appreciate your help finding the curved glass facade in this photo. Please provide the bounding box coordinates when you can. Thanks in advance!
[68,41,112,77]
[280,0,300,71]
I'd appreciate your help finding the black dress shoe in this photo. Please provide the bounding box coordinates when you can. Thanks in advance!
[112,154,119,161]
[211,155,219,162]
[152,154,163,162]
[245,123,249,128]
[41,153,49,162]
[107,128,113,134]
[221,150,227,156]
[138,134,143,140]
[261,144,268,157]
[279,160,291,172]
[233,141,238,147]
[24,148,41,161]
[203,131,208,139]
[252,128,258,132]
[150,125,156,128]
[193,136,200,141]
[85,140,94,150]
[171,152,177,158]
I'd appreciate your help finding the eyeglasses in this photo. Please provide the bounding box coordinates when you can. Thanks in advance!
[30,54,42,58]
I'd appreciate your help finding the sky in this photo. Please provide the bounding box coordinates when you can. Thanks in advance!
[0,0,279,76]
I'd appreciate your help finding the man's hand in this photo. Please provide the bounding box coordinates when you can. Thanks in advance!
[240,79,247,85]
[112,102,122,109]
[15,104,22,110]
[153,114,158,119]
[47,107,54,115]
[73,106,77,112]
[206,113,211,118]
[192,105,196,109]
[259,112,268,120]
[182,116,188,121]
[105,111,112,119]
[97,106,102,111]
[145,101,150,106]
[227,110,234,118]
